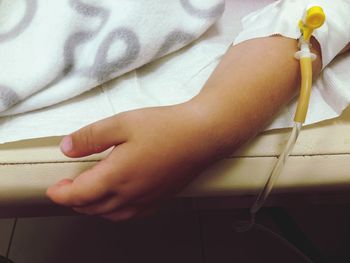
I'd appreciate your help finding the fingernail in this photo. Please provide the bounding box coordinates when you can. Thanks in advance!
[60,136,73,153]
[56,179,72,187]
[50,179,72,191]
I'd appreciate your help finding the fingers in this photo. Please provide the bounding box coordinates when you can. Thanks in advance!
[71,191,160,220]
[61,115,127,158]
[46,159,114,206]
[72,191,161,216]
[100,205,160,222]
[73,196,122,215]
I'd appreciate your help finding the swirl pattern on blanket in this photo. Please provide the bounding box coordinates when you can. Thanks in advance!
[0,0,224,115]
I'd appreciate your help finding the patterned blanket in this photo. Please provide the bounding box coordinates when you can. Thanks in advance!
[0,0,224,115]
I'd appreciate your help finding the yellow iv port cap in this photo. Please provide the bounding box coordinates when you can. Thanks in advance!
[299,6,325,42]
[305,6,325,29]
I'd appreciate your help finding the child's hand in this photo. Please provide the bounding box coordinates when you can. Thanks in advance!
[46,102,216,221]
[47,36,313,221]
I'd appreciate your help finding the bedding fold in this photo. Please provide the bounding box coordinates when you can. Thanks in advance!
[0,0,224,115]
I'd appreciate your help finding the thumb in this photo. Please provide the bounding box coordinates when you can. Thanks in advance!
[61,115,127,158]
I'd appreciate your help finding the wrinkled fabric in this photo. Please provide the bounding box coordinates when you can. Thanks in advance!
[0,0,224,115]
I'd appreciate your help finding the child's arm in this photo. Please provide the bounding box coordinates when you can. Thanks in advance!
[46,36,323,221]
[190,36,322,156]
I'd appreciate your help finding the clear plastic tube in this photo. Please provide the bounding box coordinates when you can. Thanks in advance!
[247,37,313,220]
[233,7,324,261]
[250,121,302,215]
[234,122,302,233]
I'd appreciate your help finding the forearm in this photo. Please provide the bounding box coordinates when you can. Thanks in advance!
[188,36,322,158]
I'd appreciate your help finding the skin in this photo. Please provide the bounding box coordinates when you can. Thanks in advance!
[340,42,350,54]
[47,36,330,221]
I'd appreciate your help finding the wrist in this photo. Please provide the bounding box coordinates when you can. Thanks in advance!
[182,98,239,159]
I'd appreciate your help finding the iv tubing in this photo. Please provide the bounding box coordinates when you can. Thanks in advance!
[294,40,314,123]
[248,6,325,218]
[250,122,302,215]
[250,39,315,215]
